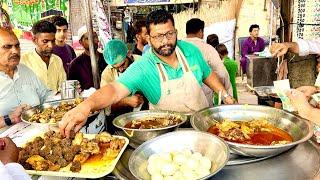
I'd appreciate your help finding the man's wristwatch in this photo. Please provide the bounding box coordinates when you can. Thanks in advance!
[4,115,12,126]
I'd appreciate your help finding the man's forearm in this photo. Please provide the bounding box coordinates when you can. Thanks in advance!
[204,72,228,95]
[298,104,320,125]
[285,42,299,54]
[111,98,129,112]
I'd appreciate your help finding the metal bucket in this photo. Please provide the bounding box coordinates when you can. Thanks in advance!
[60,80,80,99]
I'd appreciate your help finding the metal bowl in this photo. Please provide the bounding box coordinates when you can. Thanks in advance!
[21,98,99,125]
[113,110,188,145]
[129,130,230,180]
[191,105,314,157]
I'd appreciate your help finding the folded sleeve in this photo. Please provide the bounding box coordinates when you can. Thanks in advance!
[297,39,320,56]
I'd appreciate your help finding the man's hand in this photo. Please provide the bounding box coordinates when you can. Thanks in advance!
[59,103,91,138]
[270,43,289,57]
[124,94,144,108]
[286,89,311,113]
[0,137,19,164]
[223,96,236,104]
[9,104,30,124]
[296,86,317,98]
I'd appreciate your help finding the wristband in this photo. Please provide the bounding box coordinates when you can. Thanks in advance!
[4,115,12,126]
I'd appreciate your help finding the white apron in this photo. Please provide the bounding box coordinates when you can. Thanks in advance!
[149,47,209,113]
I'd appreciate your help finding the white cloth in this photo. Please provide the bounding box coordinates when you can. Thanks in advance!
[297,39,320,56]
[0,161,31,180]
[149,47,209,113]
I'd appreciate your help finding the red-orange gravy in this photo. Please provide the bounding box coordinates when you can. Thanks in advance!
[85,143,109,163]
[207,125,293,145]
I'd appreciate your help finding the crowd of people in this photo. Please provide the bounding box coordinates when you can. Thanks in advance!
[0,8,319,179]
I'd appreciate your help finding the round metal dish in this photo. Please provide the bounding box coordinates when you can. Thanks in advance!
[113,139,320,180]
[128,130,230,180]
[191,105,314,157]
[112,110,188,145]
[21,98,99,125]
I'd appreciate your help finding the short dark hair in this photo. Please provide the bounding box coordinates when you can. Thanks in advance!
[249,24,260,32]
[146,9,175,34]
[52,16,68,28]
[186,18,204,34]
[216,43,228,56]
[206,34,219,48]
[134,20,146,36]
[32,20,56,35]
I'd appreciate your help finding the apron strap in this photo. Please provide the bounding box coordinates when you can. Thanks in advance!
[156,63,167,82]
[156,47,191,82]
[176,47,190,73]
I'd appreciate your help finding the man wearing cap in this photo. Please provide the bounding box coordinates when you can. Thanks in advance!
[101,39,144,133]
[21,20,66,93]
[68,26,107,90]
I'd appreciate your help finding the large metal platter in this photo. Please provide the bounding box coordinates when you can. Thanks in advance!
[191,105,314,157]
[21,98,99,125]
[112,139,320,180]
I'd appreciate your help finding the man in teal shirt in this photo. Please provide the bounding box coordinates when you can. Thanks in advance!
[59,9,235,137]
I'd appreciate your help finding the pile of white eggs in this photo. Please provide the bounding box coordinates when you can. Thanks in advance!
[147,150,212,180]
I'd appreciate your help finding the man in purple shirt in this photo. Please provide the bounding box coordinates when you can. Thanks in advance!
[68,26,107,90]
[52,16,76,74]
[241,24,265,74]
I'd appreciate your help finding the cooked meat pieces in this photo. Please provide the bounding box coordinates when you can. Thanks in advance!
[73,153,90,164]
[26,155,49,171]
[72,132,83,146]
[95,132,113,143]
[46,154,60,164]
[18,149,29,163]
[126,116,182,129]
[29,98,84,123]
[81,140,100,155]
[64,151,76,162]
[18,130,124,172]
[39,146,51,157]
[109,138,125,150]
[70,161,81,172]
[71,145,81,154]
[47,161,60,171]
[56,158,68,168]
[52,146,63,157]
[60,138,72,147]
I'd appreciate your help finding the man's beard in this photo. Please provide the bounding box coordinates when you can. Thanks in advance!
[41,50,53,57]
[152,39,177,57]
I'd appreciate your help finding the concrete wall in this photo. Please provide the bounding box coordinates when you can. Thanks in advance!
[287,53,318,88]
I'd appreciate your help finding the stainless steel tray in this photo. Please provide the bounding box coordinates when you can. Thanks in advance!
[21,98,99,125]
[112,139,320,180]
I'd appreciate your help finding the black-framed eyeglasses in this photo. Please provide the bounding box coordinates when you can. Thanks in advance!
[150,30,177,42]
